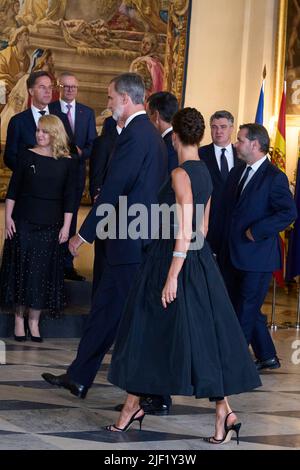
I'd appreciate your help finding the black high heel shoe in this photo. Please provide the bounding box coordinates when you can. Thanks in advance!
[14,335,26,342]
[29,333,43,343]
[26,320,43,343]
[203,411,242,445]
[105,408,145,432]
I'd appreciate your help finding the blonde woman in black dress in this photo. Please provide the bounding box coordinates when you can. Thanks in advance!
[0,114,75,341]
[106,108,261,444]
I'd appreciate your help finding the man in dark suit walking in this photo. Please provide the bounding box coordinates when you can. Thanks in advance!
[219,123,297,371]
[199,110,244,254]
[49,72,97,281]
[147,91,178,174]
[4,71,59,171]
[42,73,168,399]
[140,90,179,414]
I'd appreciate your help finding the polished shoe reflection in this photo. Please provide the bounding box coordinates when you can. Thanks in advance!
[255,356,281,371]
[114,397,170,415]
[41,373,88,398]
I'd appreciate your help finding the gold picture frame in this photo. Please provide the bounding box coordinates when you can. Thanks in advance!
[275,0,300,126]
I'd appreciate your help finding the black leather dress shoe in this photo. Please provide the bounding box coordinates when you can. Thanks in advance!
[140,397,170,415]
[255,356,281,371]
[114,398,170,415]
[64,268,86,281]
[41,373,88,398]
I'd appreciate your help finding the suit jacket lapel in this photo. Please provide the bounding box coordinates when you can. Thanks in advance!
[27,109,37,134]
[236,159,269,205]
[233,145,240,167]
[74,102,80,137]
[208,144,223,184]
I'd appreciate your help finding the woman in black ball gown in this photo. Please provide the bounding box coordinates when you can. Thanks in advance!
[106,108,261,444]
[0,114,75,342]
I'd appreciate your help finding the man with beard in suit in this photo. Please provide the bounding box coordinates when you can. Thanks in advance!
[218,124,297,371]
[41,73,168,405]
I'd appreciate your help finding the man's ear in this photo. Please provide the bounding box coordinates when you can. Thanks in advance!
[28,88,34,97]
[252,139,260,151]
[122,93,129,105]
[155,109,160,125]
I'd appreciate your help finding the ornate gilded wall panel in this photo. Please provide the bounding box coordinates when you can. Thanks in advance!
[0,0,192,201]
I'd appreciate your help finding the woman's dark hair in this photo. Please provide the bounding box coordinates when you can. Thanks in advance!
[172,107,205,146]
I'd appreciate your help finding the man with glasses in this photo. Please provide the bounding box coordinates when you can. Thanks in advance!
[4,71,62,171]
[49,72,97,281]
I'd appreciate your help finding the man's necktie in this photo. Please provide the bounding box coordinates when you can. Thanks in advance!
[236,166,252,200]
[38,110,46,117]
[66,104,74,133]
[220,148,229,180]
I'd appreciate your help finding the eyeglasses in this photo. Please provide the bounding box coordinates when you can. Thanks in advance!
[59,85,78,91]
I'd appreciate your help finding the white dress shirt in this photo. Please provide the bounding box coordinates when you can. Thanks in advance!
[31,105,49,126]
[238,155,268,192]
[161,126,173,138]
[125,110,146,127]
[60,99,76,123]
[213,144,234,172]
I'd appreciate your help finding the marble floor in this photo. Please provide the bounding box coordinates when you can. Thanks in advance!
[0,329,300,451]
[1,204,300,450]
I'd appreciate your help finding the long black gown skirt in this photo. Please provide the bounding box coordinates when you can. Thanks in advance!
[0,218,65,317]
[108,237,262,398]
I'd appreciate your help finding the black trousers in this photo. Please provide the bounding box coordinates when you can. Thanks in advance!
[67,261,139,387]
[221,258,276,361]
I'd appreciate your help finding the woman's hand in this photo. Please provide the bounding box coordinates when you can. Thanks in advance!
[5,217,16,239]
[58,225,69,244]
[161,275,178,309]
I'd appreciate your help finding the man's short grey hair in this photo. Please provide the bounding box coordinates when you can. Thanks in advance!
[59,72,78,81]
[210,110,234,126]
[111,73,145,105]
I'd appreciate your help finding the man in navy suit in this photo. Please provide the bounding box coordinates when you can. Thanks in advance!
[3,71,59,171]
[147,91,178,174]
[219,124,297,371]
[142,91,179,414]
[199,110,244,254]
[49,72,97,281]
[42,73,168,399]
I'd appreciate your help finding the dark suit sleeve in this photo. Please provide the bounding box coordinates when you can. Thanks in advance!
[63,159,77,214]
[79,130,145,243]
[89,136,111,200]
[3,115,20,171]
[79,109,97,162]
[250,172,297,240]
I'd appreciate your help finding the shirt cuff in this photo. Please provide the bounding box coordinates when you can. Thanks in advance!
[78,233,88,244]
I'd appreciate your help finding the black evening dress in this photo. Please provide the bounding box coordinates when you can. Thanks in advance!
[0,149,75,317]
[108,160,261,398]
